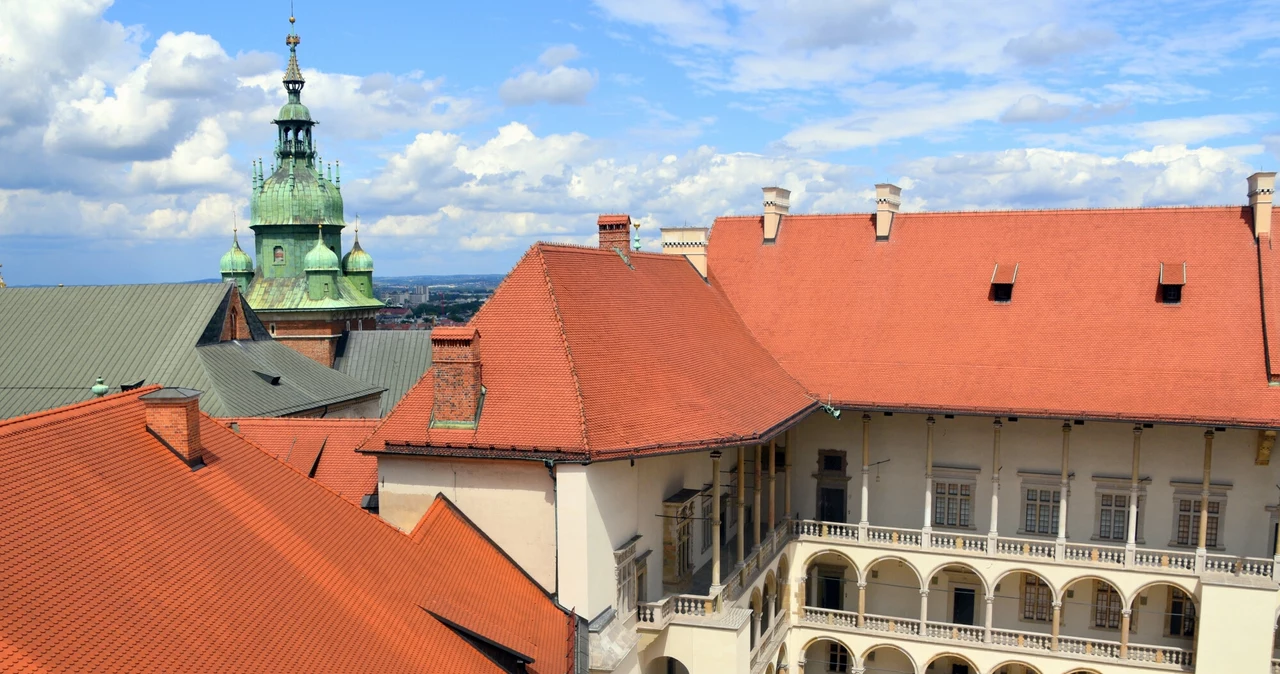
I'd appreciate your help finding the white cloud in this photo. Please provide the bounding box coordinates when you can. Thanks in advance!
[1002,23,1115,66]
[499,46,597,106]
[1000,94,1072,123]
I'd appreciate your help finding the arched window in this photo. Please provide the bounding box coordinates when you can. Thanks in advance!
[273,246,284,264]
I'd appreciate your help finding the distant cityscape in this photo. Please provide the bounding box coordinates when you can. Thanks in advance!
[372,274,504,327]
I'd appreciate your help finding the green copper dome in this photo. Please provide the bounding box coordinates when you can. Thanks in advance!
[277,101,312,122]
[304,227,341,271]
[219,230,254,273]
[342,230,374,272]
[252,161,344,226]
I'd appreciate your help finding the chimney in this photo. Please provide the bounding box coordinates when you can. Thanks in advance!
[140,388,204,467]
[598,214,632,252]
[762,187,790,241]
[431,327,483,428]
[875,183,901,241]
[1249,172,1276,239]
[660,227,709,277]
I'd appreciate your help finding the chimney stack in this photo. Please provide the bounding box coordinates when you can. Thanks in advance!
[875,183,901,241]
[1249,172,1276,239]
[598,214,632,252]
[431,327,483,428]
[762,187,790,241]
[140,388,204,467]
[661,227,709,277]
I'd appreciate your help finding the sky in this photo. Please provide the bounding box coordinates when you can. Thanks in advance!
[1,0,1278,285]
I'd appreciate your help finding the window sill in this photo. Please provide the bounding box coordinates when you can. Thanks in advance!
[1167,542,1226,552]
[1016,530,1058,539]
[1090,536,1144,545]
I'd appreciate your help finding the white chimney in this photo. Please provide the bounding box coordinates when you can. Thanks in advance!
[762,187,790,241]
[661,227,709,277]
[1249,172,1275,239]
[875,183,901,241]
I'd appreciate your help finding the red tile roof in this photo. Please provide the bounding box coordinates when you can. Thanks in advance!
[365,243,815,458]
[708,207,1280,427]
[0,388,575,673]
[223,417,380,505]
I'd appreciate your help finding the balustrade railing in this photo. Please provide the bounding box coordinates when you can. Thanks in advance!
[990,627,1052,651]
[1064,541,1126,566]
[930,531,987,553]
[800,606,859,629]
[860,612,921,636]
[1272,657,1280,674]
[1205,553,1274,577]
[1133,549,1196,572]
[994,536,1055,559]
[924,621,984,642]
[866,525,921,547]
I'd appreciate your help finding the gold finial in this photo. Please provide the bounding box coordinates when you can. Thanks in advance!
[289,15,296,24]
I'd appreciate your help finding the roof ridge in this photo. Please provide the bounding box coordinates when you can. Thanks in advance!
[225,417,379,426]
[535,245,591,450]
[715,204,1244,221]
[0,384,162,436]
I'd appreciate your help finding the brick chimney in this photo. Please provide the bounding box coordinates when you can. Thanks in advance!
[661,227,708,277]
[598,214,632,251]
[875,183,901,241]
[762,187,790,241]
[431,327,483,428]
[1249,172,1276,239]
[140,388,204,467]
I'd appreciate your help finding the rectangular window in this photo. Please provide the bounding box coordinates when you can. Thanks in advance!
[821,454,844,473]
[700,491,712,553]
[827,643,849,673]
[614,540,640,617]
[1167,589,1196,638]
[1098,494,1128,540]
[1093,582,1124,630]
[1021,574,1052,622]
[1175,498,1222,548]
[1021,487,1060,535]
[933,481,972,528]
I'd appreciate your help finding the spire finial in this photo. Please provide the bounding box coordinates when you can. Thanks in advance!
[232,212,240,245]
[283,9,304,99]
[0,262,6,289]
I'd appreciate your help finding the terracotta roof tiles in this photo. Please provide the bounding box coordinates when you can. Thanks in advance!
[223,417,380,505]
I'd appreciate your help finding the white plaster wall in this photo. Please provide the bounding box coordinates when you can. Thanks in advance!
[790,412,1279,558]
[377,455,557,589]
[628,452,720,606]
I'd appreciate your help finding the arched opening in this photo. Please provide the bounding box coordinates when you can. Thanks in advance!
[762,572,778,636]
[924,652,978,674]
[991,661,1041,674]
[924,563,988,639]
[859,644,914,674]
[646,656,690,674]
[802,637,854,674]
[1129,581,1198,655]
[988,569,1056,647]
[862,556,923,634]
[1058,576,1134,656]
[775,644,789,672]
[802,551,858,617]
[750,588,763,650]
[777,554,790,615]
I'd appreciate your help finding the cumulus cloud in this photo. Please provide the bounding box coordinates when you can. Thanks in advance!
[1000,94,1072,123]
[499,45,597,106]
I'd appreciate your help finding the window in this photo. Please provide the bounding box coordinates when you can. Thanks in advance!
[273,246,284,263]
[933,481,973,528]
[614,537,640,617]
[1021,574,1052,622]
[827,643,850,673]
[818,451,846,474]
[1093,477,1145,543]
[1159,262,1185,305]
[1167,589,1196,638]
[1023,487,1060,535]
[1098,493,1128,540]
[635,551,649,604]
[1093,582,1126,630]
[1174,498,1221,548]
[1161,284,1182,304]
[992,283,1014,302]
[990,262,1017,303]
[700,491,713,553]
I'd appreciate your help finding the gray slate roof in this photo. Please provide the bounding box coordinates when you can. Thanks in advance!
[334,330,432,417]
[0,283,384,419]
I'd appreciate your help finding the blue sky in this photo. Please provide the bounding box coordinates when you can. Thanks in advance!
[1,0,1278,285]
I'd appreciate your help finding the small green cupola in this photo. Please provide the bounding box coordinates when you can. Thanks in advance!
[219,225,255,293]
[342,221,374,298]
[305,224,341,300]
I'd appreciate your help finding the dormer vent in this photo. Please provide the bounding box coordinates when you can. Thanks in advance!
[990,263,1018,303]
[1159,262,1185,305]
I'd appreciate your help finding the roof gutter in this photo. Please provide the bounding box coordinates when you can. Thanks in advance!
[827,399,1279,430]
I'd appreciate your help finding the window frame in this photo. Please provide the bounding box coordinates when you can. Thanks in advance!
[1019,573,1054,624]
[826,642,850,673]
[1091,476,1146,544]
[1168,481,1231,550]
[613,535,642,618]
[272,245,285,264]
[1091,581,1132,632]
[932,467,980,531]
[1165,588,1196,639]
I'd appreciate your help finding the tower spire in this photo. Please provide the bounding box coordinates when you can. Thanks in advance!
[283,14,304,102]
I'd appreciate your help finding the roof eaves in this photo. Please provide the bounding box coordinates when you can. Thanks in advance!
[826,399,1280,430]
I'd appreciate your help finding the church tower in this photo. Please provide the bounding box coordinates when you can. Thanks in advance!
[220,15,382,366]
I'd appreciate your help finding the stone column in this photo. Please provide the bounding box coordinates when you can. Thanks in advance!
[768,439,777,532]
[1197,430,1214,571]
[1056,422,1070,559]
[983,595,994,643]
[1051,600,1062,651]
[752,609,761,649]
[784,429,793,519]
[922,415,935,547]
[1128,425,1142,565]
[753,444,763,551]
[857,580,867,627]
[711,450,722,590]
[919,589,929,633]
[988,419,1002,546]
[737,446,746,569]
[859,413,871,538]
[1119,608,1132,658]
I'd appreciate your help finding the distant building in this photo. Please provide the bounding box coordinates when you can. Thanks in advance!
[0,283,383,419]
[217,20,381,367]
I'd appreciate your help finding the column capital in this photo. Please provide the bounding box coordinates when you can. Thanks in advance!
[1062,421,1071,433]
[919,589,930,598]
[985,595,995,605]
[857,581,868,589]
[710,449,722,459]
[1121,608,1132,617]
[926,415,935,425]
[1133,424,1142,436]
[993,418,1003,429]
[1205,429,1215,439]
[862,413,871,424]
[1052,600,1063,609]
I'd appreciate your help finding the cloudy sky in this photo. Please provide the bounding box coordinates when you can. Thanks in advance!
[2,0,1278,285]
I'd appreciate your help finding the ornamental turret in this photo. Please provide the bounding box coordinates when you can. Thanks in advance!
[305,224,341,300]
[342,222,375,298]
[219,224,255,293]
